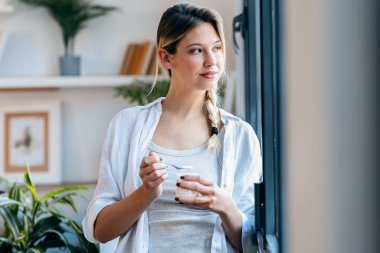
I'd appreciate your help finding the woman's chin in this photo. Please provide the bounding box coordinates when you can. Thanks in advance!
[197,79,219,90]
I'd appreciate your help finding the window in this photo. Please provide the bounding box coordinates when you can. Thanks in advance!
[234,0,281,251]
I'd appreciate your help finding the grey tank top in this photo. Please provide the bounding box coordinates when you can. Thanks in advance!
[146,137,223,253]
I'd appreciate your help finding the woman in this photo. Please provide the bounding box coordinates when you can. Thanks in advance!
[83,3,262,253]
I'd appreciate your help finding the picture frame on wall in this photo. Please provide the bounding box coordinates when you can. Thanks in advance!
[4,112,49,172]
[0,100,61,185]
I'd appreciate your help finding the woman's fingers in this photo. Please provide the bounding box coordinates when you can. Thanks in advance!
[144,166,168,183]
[150,172,168,187]
[177,180,216,195]
[139,152,160,168]
[139,162,167,178]
[175,174,227,213]
[176,195,215,206]
[180,174,214,186]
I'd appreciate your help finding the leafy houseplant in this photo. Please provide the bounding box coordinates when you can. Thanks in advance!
[0,165,98,252]
[18,0,117,75]
[115,79,171,106]
[114,79,226,106]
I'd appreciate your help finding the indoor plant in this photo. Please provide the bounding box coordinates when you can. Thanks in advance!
[114,79,226,106]
[114,79,171,106]
[0,164,98,252]
[18,0,117,76]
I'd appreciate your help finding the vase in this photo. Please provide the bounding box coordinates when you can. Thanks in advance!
[59,55,81,76]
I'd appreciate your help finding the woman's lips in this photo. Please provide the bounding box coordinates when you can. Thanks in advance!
[200,72,218,79]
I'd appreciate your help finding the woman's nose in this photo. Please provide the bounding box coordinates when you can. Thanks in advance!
[204,51,217,66]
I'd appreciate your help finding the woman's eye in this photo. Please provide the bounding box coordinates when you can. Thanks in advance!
[214,45,222,51]
[190,48,202,54]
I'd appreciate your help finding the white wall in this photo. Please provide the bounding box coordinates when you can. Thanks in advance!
[0,0,236,77]
[0,88,129,183]
[0,0,238,183]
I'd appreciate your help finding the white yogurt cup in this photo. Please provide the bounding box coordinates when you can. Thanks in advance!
[176,172,201,197]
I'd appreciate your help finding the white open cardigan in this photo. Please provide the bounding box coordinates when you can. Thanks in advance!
[83,97,262,253]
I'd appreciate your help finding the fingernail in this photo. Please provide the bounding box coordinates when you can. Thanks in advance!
[176,182,180,187]
[175,197,179,201]
[180,176,184,179]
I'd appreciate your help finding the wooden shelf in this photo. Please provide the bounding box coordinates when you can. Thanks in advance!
[0,75,157,89]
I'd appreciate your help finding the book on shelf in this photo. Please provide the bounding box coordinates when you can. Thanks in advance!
[141,42,155,75]
[127,43,142,75]
[119,43,135,75]
[130,40,152,75]
[119,41,166,76]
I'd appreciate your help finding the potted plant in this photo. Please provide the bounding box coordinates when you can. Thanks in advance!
[18,0,117,76]
[0,164,98,252]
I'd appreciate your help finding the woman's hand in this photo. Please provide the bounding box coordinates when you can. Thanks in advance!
[175,174,232,215]
[175,174,243,251]
[139,151,168,200]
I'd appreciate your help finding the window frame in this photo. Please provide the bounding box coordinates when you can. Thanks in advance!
[235,0,282,251]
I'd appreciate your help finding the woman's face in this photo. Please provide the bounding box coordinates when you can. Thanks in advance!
[167,22,224,92]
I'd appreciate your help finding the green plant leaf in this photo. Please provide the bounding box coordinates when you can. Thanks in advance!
[114,79,170,106]
[18,0,118,56]
[26,248,44,253]
[1,163,95,252]
[0,207,21,240]
[20,190,33,209]
[8,183,21,201]
[47,207,70,220]
[22,214,29,248]
[14,232,26,244]
[24,165,39,203]
[52,194,77,213]
[32,229,68,249]
[68,220,83,235]
[31,201,41,225]
[8,183,22,217]
[29,216,62,244]
[0,236,18,248]
[69,232,100,253]
[40,185,88,203]
[0,197,25,208]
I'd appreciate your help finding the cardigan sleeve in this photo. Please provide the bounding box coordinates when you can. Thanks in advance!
[82,114,123,244]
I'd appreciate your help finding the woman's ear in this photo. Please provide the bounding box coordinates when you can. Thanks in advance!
[158,49,173,69]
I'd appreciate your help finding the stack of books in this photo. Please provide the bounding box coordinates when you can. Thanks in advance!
[119,41,163,75]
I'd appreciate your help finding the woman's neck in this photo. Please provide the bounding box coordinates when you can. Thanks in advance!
[162,88,207,120]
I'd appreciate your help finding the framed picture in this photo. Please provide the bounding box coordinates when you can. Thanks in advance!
[0,100,61,184]
[4,112,49,172]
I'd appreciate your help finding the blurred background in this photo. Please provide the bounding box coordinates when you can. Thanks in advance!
[0,0,379,252]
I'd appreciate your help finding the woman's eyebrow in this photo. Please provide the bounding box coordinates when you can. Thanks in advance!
[185,40,222,48]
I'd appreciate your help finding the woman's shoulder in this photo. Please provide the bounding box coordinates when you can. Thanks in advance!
[219,108,262,183]
[219,108,256,135]
[111,98,164,123]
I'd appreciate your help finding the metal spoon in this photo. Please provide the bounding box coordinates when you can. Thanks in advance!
[159,157,192,170]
